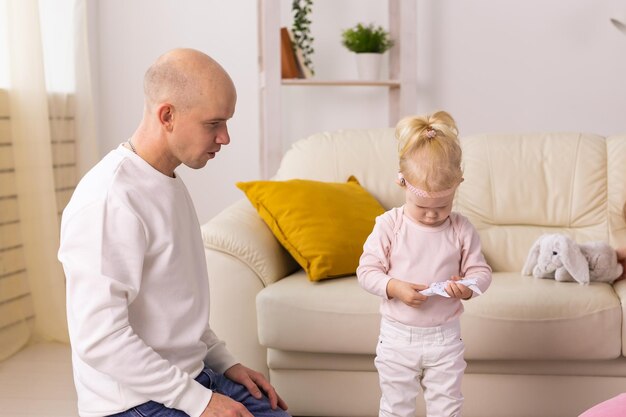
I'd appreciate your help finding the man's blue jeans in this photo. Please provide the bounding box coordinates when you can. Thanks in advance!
[108,367,291,417]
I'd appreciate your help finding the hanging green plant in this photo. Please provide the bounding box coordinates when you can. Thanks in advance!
[291,0,315,76]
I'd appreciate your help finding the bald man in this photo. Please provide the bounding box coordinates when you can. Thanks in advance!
[59,49,289,417]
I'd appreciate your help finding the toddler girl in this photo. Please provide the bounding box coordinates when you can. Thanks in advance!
[357,111,492,417]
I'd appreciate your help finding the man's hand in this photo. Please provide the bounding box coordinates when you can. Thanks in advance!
[200,392,253,417]
[224,363,288,411]
[386,278,428,307]
[445,275,473,300]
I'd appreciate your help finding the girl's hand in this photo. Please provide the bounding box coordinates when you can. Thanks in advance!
[386,278,428,308]
[445,275,473,300]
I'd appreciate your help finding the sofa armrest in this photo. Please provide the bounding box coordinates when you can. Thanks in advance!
[201,199,299,377]
[613,279,626,358]
[202,198,299,287]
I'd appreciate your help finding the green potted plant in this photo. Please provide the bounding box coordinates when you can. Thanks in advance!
[341,23,394,80]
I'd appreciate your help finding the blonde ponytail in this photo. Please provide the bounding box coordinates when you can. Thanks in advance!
[396,110,463,192]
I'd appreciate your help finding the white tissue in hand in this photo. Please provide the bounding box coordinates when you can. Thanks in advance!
[419,278,482,298]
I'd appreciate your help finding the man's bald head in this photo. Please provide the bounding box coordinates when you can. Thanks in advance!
[143,48,235,112]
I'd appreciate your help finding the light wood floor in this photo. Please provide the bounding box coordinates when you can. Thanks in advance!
[0,342,77,417]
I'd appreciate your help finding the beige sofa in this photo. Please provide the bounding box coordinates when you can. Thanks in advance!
[202,129,626,417]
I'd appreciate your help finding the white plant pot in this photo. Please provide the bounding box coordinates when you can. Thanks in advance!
[355,53,383,81]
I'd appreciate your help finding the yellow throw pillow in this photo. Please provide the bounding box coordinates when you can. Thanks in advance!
[236,176,385,282]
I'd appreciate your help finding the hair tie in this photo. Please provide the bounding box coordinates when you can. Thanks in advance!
[425,128,436,139]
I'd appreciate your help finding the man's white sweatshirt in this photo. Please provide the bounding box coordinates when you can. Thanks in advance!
[58,145,237,417]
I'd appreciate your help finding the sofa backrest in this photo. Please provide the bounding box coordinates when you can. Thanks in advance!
[276,130,626,272]
[458,133,626,271]
[274,128,404,210]
[608,135,626,248]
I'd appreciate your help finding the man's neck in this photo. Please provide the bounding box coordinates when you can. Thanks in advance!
[128,130,179,178]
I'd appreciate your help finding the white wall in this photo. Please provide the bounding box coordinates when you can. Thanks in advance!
[416,0,626,136]
[93,0,626,224]
[94,0,259,224]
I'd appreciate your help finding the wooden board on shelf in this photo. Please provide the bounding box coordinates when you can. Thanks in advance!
[280,27,300,79]
[282,79,400,87]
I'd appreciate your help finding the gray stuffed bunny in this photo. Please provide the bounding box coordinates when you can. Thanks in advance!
[522,234,623,285]
[579,241,624,283]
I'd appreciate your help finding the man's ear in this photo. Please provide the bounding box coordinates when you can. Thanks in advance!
[157,104,175,131]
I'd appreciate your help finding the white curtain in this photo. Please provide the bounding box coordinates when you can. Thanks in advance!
[0,0,98,360]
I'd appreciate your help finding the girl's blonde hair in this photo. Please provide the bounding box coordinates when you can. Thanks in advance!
[396,110,463,192]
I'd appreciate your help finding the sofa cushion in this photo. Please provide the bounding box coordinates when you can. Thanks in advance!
[462,272,622,360]
[236,176,385,281]
[257,271,381,354]
[257,271,622,360]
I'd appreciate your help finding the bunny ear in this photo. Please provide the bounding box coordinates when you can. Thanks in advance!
[558,236,590,284]
[522,235,543,275]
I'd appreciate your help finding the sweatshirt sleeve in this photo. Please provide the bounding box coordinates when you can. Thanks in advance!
[59,200,211,417]
[456,215,492,298]
[357,211,395,299]
[201,326,238,373]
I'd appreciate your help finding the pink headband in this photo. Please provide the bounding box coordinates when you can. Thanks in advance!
[398,172,460,198]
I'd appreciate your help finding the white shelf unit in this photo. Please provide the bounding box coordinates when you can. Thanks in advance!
[258,0,417,178]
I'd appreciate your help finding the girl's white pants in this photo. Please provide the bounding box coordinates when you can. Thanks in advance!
[375,318,466,417]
